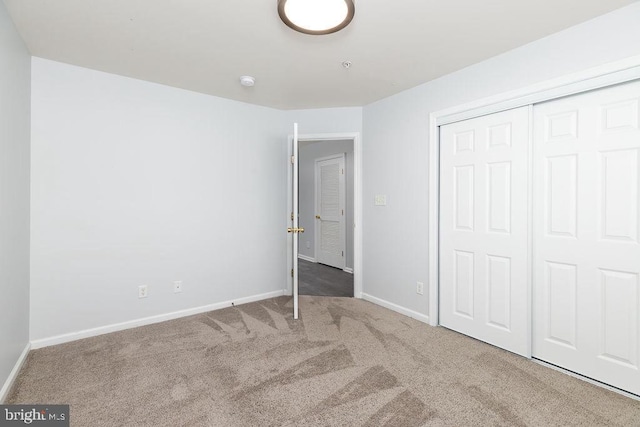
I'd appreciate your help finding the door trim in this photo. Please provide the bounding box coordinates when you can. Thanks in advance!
[428,54,640,327]
[286,132,362,299]
[314,153,346,270]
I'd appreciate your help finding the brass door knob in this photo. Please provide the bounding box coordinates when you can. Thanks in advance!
[315,215,321,219]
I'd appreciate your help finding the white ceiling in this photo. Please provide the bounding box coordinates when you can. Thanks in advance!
[3,0,635,110]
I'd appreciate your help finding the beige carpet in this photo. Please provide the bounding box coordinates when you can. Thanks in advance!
[8,296,640,426]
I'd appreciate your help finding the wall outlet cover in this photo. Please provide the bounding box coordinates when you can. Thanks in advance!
[138,285,148,298]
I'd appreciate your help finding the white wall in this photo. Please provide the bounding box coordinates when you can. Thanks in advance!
[0,1,31,400]
[30,58,287,341]
[361,3,640,317]
[29,59,365,342]
[285,107,363,135]
[298,140,354,269]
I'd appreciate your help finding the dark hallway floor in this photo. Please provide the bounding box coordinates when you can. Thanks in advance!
[298,259,353,297]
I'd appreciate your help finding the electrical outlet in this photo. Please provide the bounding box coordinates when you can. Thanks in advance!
[174,281,182,293]
[138,285,148,298]
[416,281,424,295]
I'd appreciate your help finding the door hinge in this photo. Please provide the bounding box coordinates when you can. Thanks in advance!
[342,251,344,257]
[342,168,344,174]
[291,155,295,164]
[291,268,294,277]
[342,209,344,215]
[291,212,294,221]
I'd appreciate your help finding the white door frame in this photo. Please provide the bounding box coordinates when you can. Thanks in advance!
[287,132,363,299]
[314,153,347,270]
[428,54,640,327]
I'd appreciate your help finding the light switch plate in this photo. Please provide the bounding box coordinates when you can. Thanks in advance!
[375,195,387,206]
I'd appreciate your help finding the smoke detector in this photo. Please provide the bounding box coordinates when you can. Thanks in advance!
[239,76,255,87]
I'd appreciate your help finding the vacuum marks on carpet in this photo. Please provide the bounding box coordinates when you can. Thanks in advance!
[8,296,640,426]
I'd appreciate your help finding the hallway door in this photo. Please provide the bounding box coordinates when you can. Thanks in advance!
[315,154,346,269]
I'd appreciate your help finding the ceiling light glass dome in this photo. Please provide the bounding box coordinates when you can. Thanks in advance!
[278,0,355,35]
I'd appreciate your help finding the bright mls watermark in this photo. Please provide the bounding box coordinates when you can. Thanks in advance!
[0,405,68,426]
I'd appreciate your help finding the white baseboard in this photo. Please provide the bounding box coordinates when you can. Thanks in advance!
[343,267,353,274]
[297,254,316,263]
[0,343,31,403]
[30,290,285,350]
[362,293,430,324]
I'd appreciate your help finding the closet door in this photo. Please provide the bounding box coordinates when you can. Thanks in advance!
[440,107,530,357]
[532,80,640,396]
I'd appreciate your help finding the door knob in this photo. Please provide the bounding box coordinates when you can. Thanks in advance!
[315,215,321,219]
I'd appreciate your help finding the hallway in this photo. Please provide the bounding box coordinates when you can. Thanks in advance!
[298,259,353,297]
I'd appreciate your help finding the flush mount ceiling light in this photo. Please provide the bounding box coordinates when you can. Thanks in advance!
[278,0,355,35]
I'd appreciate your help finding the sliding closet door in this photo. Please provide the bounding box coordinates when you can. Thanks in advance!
[532,80,640,395]
[440,107,530,357]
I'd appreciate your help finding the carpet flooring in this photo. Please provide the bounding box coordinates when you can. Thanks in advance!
[8,296,640,426]
[298,260,353,297]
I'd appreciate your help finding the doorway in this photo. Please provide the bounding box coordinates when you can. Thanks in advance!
[298,139,354,297]
[286,131,362,303]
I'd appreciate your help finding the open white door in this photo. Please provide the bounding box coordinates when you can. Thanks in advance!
[288,123,302,320]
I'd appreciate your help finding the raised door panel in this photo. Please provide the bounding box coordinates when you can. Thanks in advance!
[454,165,475,231]
[544,261,577,349]
[601,99,639,133]
[599,269,638,368]
[545,155,578,238]
[599,149,639,243]
[486,255,511,331]
[487,162,511,234]
[454,250,475,319]
[454,131,475,154]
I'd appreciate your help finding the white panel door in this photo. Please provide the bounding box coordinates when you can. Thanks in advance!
[315,154,345,269]
[533,80,640,395]
[440,107,530,357]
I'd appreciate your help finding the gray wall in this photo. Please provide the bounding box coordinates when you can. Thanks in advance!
[30,58,287,341]
[0,1,31,401]
[299,140,354,270]
[361,3,640,318]
[29,59,363,343]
